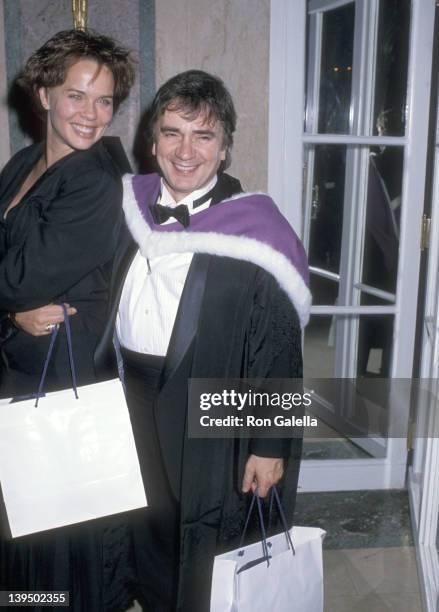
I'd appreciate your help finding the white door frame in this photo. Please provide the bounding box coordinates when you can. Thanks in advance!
[408,29,439,611]
[269,0,436,491]
[268,0,307,232]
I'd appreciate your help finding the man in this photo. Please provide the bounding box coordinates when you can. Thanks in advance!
[96,70,310,611]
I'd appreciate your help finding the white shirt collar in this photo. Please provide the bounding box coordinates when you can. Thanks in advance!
[159,175,218,214]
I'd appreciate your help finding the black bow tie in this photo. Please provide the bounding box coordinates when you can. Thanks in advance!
[150,203,190,228]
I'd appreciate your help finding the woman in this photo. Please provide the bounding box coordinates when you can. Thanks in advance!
[0,28,135,396]
[0,29,136,611]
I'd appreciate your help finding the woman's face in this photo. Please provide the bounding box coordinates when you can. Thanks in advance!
[38,58,115,162]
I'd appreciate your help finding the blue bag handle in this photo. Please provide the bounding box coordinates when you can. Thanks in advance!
[268,485,295,554]
[238,490,270,568]
[236,487,297,574]
[34,303,78,407]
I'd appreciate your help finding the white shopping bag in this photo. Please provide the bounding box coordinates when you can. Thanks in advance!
[0,378,147,537]
[211,491,325,612]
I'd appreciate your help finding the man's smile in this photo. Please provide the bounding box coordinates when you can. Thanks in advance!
[172,163,199,173]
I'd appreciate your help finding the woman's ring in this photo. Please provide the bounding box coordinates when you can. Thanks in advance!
[45,323,58,332]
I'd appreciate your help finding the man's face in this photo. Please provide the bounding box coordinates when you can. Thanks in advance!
[152,107,227,202]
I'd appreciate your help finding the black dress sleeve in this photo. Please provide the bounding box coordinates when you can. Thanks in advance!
[0,166,122,311]
[247,269,303,458]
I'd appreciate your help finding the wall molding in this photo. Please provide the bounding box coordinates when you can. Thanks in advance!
[0,0,10,165]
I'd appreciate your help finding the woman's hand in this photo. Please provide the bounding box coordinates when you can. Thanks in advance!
[13,303,77,336]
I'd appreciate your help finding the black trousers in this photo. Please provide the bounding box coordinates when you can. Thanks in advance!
[121,348,179,612]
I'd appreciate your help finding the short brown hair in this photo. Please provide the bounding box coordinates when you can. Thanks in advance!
[18,29,136,113]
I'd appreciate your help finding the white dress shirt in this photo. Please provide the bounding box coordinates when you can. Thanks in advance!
[116,176,217,355]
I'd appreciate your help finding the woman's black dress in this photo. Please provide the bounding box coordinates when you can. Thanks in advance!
[0,141,136,611]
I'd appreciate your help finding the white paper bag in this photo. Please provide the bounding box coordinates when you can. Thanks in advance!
[210,526,325,612]
[0,378,147,537]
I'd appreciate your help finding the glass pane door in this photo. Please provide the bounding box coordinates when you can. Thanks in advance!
[408,4,439,604]
[269,0,436,490]
[303,0,410,454]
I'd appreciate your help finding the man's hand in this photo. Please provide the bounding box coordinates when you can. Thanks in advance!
[14,303,77,336]
[241,454,284,498]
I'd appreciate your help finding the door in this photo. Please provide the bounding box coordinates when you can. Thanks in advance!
[269,0,436,490]
[408,5,439,607]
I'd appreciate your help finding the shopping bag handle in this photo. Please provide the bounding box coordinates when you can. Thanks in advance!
[35,303,78,407]
[239,491,270,566]
[268,485,295,554]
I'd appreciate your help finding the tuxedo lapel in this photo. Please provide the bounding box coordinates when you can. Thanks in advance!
[93,226,137,375]
[109,225,137,309]
[160,254,210,388]
[109,242,137,324]
[209,172,242,206]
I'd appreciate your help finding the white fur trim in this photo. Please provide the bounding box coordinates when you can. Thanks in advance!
[122,174,311,327]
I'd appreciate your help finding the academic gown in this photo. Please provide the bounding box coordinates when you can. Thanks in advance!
[95,172,311,611]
